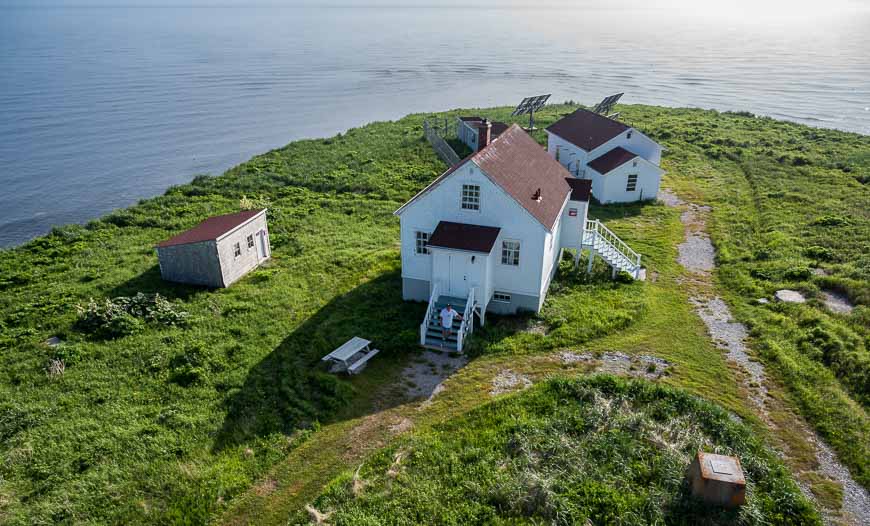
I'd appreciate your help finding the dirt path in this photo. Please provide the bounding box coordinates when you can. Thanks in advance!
[662,189,870,525]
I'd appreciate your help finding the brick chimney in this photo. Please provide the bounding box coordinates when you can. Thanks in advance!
[477,118,492,151]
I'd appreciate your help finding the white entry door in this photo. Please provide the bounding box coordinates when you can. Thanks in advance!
[432,250,470,298]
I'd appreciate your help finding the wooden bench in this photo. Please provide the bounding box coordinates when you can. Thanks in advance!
[322,337,380,375]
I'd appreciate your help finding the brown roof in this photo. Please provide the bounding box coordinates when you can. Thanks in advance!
[546,108,630,151]
[459,116,483,122]
[473,124,573,230]
[156,209,265,248]
[427,221,501,253]
[565,178,592,201]
[490,122,509,137]
[588,147,638,174]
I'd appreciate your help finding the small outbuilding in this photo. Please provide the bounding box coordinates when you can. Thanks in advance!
[457,116,509,152]
[155,209,270,288]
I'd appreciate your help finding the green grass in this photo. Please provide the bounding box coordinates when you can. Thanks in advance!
[309,376,819,525]
[0,103,866,523]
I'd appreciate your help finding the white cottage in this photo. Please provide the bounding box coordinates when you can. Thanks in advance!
[457,116,509,152]
[155,209,270,288]
[396,125,642,352]
[546,109,665,204]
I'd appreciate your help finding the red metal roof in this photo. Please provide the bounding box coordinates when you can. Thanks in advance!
[156,209,265,248]
[587,147,638,174]
[427,221,501,253]
[565,178,592,201]
[473,125,573,231]
[546,108,630,151]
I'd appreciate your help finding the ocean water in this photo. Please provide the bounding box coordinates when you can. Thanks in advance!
[1,6,868,247]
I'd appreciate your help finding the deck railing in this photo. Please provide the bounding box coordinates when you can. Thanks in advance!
[420,283,440,346]
[583,219,640,269]
[456,287,475,353]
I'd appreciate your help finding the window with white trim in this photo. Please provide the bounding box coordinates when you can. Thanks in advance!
[493,292,511,303]
[626,174,638,192]
[501,240,520,266]
[627,131,633,139]
[246,234,255,249]
[233,242,241,258]
[415,231,430,255]
[461,184,480,210]
[632,159,638,167]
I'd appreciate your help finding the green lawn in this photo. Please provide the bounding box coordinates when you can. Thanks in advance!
[0,103,866,524]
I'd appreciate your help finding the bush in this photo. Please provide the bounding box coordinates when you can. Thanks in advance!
[169,341,225,387]
[75,293,188,339]
[805,245,835,262]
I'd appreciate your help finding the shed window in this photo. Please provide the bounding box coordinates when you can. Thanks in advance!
[233,242,242,258]
[461,184,480,210]
[247,234,255,249]
[493,292,511,303]
[415,231,430,255]
[626,174,638,192]
[501,240,520,266]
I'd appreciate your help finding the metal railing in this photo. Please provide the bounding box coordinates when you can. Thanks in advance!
[423,119,461,166]
[583,219,642,276]
[456,287,475,353]
[420,283,440,346]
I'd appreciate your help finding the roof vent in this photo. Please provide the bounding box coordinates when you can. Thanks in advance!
[533,188,542,202]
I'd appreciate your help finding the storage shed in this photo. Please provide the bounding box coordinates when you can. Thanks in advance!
[155,209,270,288]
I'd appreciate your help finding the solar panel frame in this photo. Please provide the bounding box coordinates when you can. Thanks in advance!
[511,94,551,116]
[592,93,624,114]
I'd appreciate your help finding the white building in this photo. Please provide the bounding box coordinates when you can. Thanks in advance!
[457,116,509,152]
[546,109,665,204]
[396,125,642,352]
[155,209,270,288]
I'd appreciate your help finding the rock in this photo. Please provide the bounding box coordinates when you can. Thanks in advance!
[755,298,770,305]
[775,289,806,303]
[44,336,63,347]
[820,289,854,314]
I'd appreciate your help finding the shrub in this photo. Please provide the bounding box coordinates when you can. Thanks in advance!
[169,341,225,387]
[805,245,835,261]
[811,215,850,227]
[75,293,188,339]
[783,266,812,281]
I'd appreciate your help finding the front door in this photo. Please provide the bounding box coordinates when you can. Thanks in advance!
[449,254,469,298]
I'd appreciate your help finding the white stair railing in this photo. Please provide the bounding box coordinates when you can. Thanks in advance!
[456,287,475,353]
[420,284,440,346]
[582,219,642,277]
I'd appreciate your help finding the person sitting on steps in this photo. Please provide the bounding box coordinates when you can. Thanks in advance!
[439,303,463,345]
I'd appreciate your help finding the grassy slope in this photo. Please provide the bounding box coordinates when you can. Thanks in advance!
[0,104,866,524]
[311,376,818,525]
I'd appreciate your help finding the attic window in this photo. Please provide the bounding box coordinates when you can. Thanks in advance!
[632,160,638,167]
[627,131,633,139]
[626,174,638,192]
[461,184,480,210]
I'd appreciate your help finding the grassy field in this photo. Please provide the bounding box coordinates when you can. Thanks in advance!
[0,103,866,524]
[310,376,818,525]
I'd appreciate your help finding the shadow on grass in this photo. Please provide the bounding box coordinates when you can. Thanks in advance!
[589,198,663,221]
[105,264,207,302]
[212,269,427,451]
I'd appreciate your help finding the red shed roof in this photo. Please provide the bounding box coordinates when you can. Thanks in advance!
[546,108,630,151]
[427,221,501,253]
[588,147,638,174]
[156,209,265,248]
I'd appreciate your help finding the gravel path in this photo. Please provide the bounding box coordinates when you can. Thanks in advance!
[402,351,467,401]
[664,189,870,525]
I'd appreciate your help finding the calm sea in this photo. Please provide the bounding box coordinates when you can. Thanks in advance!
[1,6,868,247]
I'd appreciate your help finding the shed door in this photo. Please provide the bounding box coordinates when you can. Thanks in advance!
[257,229,269,259]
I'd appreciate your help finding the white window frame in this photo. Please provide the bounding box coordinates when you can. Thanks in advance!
[501,240,520,266]
[461,184,481,211]
[233,242,242,258]
[493,292,511,303]
[626,174,638,192]
[414,230,430,255]
[246,234,255,250]
[627,131,633,139]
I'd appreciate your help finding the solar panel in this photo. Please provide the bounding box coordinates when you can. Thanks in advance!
[511,94,551,116]
[511,94,551,130]
[592,93,624,115]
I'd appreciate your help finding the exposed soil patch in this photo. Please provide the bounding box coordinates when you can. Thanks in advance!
[776,289,807,304]
[820,290,854,314]
[665,188,870,525]
[402,351,467,401]
[559,351,671,380]
[490,369,532,396]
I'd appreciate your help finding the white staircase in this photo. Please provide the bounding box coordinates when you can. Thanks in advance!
[582,219,643,279]
[420,285,476,353]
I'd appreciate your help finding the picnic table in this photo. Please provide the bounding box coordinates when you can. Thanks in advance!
[322,336,380,374]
